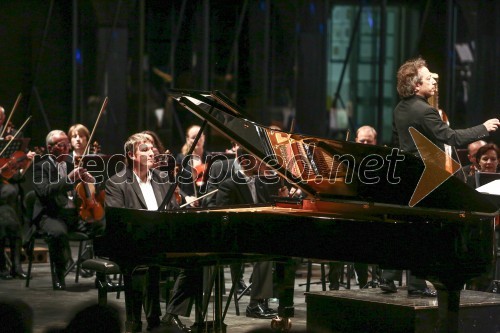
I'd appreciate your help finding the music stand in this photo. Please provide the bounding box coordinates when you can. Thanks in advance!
[0,139,29,158]
[475,172,500,192]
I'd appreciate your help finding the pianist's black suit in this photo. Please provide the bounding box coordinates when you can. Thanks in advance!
[105,167,179,332]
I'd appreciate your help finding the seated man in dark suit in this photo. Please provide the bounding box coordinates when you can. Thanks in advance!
[216,148,287,319]
[33,129,96,290]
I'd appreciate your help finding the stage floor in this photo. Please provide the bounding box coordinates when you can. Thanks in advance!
[2,241,498,333]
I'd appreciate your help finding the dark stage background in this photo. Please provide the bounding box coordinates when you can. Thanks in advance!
[0,0,498,155]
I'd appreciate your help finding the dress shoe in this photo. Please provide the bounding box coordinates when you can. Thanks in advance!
[246,304,277,319]
[11,268,28,280]
[164,315,192,333]
[408,288,437,297]
[380,279,397,293]
[53,281,66,290]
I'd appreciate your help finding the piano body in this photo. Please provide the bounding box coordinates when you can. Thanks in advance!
[96,90,499,332]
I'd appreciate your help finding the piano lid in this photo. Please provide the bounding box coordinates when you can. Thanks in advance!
[170,89,498,214]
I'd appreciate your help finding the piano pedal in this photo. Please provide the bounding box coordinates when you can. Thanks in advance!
[271,317,292,332]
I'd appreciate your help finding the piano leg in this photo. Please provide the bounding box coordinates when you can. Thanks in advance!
[272,259,297,331]
[122,268,143,333]
[436,284,461,333]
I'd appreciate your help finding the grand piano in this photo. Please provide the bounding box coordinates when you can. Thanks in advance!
[96,90,499,332]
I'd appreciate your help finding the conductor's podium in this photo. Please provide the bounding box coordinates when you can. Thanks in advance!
[306,289,500,333]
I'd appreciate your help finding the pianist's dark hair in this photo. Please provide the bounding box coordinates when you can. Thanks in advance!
[397,57,427,98]
[124,133,153,167]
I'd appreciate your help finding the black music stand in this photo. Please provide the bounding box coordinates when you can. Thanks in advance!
[475,172,500,190]
[475,173,500,293]
[0,139,29,158]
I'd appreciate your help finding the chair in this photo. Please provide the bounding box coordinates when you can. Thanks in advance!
[298,260,328,292]
[298,260,358,291]
[23,191,93,289]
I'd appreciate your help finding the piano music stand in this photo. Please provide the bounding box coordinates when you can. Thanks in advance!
[0,139,29,158]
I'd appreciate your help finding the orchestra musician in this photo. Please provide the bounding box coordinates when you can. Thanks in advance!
[141,130,166,157]
[466,143,499,291]
[0,106,16,140]
[462,140,487,178]
[0,105,36,280]
[176,125,210,206]
[0,178,29,280]
[68,124,91,159]
[67,124,105,278]
[104,133,192,333]
[466,143,500,187]
[216,147,288,319]
[32,130,96,290]
[328,125,378,290]
[382,57,500,297]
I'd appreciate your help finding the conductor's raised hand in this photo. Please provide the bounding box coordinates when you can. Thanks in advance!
[483,118,500,132]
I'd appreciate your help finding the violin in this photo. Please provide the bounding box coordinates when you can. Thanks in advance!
[0,116,34,179]
[75,141,106,223]
[74,98,108,223]
[193,163,207,186]
[75,181,105,222]
[0,150,33,179]
[154,150,182,205]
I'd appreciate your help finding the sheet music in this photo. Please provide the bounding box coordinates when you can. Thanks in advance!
[476,179,500,195]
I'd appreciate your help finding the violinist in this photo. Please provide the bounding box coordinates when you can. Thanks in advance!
[67,124,105,278]
[32,130,96,290]
[0,106,16,140]
[462,140,487,178]
[176,125,210,207]
[68,124,91,159]
[0,105,36,280]
[0,171,29,280]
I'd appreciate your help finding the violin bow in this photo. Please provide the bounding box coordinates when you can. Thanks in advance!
[0,93,22,139]
[0,116,32,158]
[78,97,108,167]
[179,189,218,208]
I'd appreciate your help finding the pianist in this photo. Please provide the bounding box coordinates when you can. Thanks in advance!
[104,133,184,332]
